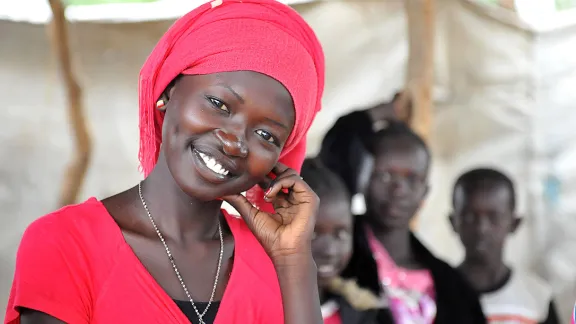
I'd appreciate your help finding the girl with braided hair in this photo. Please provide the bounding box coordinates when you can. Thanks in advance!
[302,158,381,324]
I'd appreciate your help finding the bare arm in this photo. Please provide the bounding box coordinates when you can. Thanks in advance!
[275,254,323,324]
[20,308,66,324]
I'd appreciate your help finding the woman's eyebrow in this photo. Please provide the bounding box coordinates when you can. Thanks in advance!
[265,117,288,130]
[215,83,244,103]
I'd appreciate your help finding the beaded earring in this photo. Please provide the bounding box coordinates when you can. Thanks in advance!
[156,99,166,111]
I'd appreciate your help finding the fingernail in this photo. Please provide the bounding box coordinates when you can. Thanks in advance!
[265,188,272,197]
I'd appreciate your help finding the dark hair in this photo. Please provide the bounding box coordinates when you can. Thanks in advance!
[301,158,350,199]
[368,119,431,163]
[452,168,516,211]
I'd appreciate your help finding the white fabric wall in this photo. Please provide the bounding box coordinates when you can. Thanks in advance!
[1,0,576,322]
[430,1,576,322]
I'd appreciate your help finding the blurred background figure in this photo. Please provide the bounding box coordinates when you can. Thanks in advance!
[318,91,410,215]
[302,158,381,324]
[450,168,560,324]
[340,121,486,324]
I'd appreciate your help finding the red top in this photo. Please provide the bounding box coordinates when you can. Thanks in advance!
[5,198,284,324]
[321,300,342,324]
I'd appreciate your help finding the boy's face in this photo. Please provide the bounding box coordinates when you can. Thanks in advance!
[312,196,353,287]
[451,184,520,263]
[366,138,429,230]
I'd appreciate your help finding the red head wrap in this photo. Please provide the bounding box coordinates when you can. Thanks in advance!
[139,0,325,211]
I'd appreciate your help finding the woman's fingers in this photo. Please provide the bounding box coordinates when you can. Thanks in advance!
[264,174,307,202]
[222,193,277,234]
[257,162,295,190]
[264,174,319,228]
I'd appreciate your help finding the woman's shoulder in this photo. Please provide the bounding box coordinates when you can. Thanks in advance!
[6,198,120,324]
[24,197,111,235]
[27,197,104,226]
[18,198,121,264]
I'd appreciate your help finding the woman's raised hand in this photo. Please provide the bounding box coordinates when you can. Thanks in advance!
[223,162,319,264]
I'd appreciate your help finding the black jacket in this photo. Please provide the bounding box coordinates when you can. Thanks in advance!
[318,110,374,195]
[339,217,487,324]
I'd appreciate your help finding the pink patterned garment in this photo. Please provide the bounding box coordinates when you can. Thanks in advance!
[366,228,437,324]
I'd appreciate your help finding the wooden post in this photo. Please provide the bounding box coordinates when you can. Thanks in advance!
[48,0,93,207]
[404,0,435,142]
[404,0,435,230]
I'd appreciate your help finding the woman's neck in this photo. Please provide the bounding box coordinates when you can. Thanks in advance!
[372,226,414,266]
[140,153,223,244]
[318,287,328,304]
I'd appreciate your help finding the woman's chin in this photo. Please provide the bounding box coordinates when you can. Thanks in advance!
[317,276,335,289]
[180,181,254,203]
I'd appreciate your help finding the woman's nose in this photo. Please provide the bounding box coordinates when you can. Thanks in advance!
[214,129,248,158]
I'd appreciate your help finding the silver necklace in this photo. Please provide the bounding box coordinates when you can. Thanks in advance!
[138,182,223,324]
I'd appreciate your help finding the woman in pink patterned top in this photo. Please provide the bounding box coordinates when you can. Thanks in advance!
[337,120,486,324]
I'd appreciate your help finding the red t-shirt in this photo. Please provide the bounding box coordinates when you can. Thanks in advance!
[5,198,284,324]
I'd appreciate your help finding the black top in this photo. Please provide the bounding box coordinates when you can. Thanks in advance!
[318,110,374,195]
[339,217,487,324]
[174,300,220,324]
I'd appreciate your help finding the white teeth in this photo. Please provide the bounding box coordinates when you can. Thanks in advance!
[198,151,230,176]
[318,265,335,273]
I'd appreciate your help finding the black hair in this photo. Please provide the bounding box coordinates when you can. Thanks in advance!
[368,119,431,164]
[452,168,516,211]
[301,157,350,199]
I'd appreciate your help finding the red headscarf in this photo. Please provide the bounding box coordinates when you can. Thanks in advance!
[139,0,325,211]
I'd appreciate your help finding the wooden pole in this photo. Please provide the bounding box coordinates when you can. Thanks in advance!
[48,0,93,207]
[404,0,435,230]
[404,0,435,142]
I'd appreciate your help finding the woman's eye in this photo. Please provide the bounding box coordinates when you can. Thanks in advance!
[207,96,229,113]
[463,212,475,222]
[381,172,392,182]
[255,129,277,145]
[336,230,350,240]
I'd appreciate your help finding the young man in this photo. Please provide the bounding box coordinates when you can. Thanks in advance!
[451,168,559,324]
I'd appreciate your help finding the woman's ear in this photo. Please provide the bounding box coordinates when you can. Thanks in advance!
[510,215,523,234]
[449,212,457,233]
[156,79,178,112]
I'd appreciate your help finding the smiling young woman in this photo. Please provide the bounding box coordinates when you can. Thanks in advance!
[4,1,325,323]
